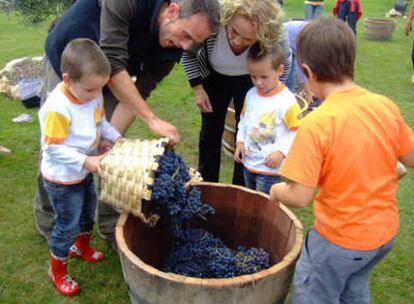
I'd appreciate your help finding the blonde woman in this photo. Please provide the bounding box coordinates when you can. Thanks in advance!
[182,0,290,185]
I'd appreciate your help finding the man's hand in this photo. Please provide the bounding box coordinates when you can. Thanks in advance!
[83,153,108,177]
[148,116,180,146]
[107,71,180,145]
[265,150,285,168]
[193,85,212,113]
[234,142,245,163]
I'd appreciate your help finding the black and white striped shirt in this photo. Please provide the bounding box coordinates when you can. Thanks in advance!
[182,28,292,87]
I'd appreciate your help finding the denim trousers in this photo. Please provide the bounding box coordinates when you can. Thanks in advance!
[337,0,359,34]
[292,228,395,304]
[44,174,97,258]
[243,168,282,194]
[304,4,323,20]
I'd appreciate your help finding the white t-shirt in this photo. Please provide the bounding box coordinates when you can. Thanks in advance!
[38,83,120,183]
[237,84,301,175]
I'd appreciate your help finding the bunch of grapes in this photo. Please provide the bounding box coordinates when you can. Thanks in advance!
[150,149,270,278]
[150,150,189,218]
[234,246,270,276]
[162,228,237,278]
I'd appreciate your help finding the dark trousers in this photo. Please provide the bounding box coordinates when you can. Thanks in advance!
[337,0,359,34]
[199,71,253,185]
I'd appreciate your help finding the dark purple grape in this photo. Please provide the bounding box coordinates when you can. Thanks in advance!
[149,149,270,278]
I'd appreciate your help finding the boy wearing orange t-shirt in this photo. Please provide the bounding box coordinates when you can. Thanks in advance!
[270,18,414,303]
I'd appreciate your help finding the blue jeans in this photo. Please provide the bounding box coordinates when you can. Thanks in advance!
[243,168,282,194]
[44,174,97,258]
[337,0,359,34]
[292,228,395,304]
[304,4,323,20]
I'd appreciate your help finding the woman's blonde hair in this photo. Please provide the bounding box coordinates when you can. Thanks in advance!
[220,0,284,52]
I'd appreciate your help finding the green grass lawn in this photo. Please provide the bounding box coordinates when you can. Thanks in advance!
[1,0,413,303]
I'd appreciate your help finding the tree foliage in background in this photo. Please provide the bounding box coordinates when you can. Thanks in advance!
[0,0,75,24]
[0,0,14,13]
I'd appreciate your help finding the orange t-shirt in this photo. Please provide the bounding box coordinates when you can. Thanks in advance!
[279,86,414,250]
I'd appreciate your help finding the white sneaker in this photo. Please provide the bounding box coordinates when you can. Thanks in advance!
[12,113,32,123]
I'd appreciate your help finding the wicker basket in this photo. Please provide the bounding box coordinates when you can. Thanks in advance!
[99,137,201,226]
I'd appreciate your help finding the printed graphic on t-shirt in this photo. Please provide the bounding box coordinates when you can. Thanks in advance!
[246,111,278,156]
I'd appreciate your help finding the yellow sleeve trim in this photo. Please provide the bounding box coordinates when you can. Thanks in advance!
[44,136,65,145]
[44,111,70,143]
[94,106,105,124]
[283,103,302,130]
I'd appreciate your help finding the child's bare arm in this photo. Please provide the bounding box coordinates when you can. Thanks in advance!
[396,161,407,179]
[234,142,245,163]
[83,153,108,177]
[270,181,315,208]
[399,148,414,168]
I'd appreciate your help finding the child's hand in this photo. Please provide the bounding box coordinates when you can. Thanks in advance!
[98,139,114,154]
[84,153,108,177]
[265,150,285,168]
[234,142,245,163]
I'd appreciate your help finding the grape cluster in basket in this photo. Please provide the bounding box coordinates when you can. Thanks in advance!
[150,150,270,278]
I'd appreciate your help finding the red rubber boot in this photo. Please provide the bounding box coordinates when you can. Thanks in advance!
[48,254,80,296]
[69,233,105,263]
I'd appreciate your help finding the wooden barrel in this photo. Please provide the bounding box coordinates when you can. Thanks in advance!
[116,182,303,304]
[363,18,396,41]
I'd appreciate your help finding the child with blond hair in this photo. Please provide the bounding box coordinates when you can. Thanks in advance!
[234,44,301,194]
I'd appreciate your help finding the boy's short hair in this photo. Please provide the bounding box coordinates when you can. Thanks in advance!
[296,17,356,83]
[60,38,111,81]
[247,43,283,70]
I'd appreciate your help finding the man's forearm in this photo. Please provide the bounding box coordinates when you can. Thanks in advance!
[108,70,156,131]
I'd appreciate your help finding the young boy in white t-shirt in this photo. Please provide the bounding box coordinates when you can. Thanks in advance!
[39,38,121,296]
[234,43,301,194]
